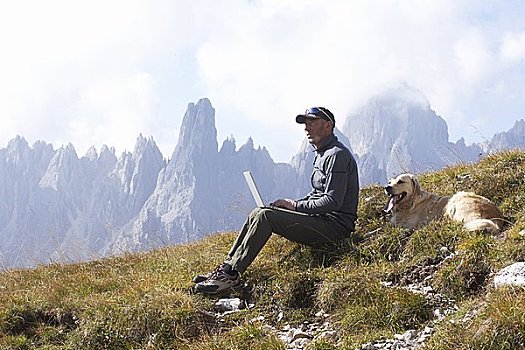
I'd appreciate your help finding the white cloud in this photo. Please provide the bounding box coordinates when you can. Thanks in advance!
[501,31,525,63]
[0,1,524,162]
[195,1,525,157]
[65,73,159,155]
[0,0,186,153]
[454,29,494,84]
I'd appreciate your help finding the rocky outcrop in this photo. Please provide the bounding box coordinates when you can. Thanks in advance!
[488,119,525,153]
[494,262,525,288]
[342,84,482,185]
[0,135,165,268]
[110,99,300,253]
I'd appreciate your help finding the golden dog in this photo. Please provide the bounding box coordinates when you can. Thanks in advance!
[383,173,504,233]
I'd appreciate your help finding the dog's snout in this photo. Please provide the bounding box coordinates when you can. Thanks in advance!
[384,185,393,194]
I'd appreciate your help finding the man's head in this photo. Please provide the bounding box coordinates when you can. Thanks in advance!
[296,107,335,148]
[296,107,335,126]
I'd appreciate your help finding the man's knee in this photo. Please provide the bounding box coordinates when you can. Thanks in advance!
[248,207,264,219]
[249,207,277,222]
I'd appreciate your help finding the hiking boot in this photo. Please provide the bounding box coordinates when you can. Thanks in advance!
[192,263,230,283]
[192,272,211,284]
[194,266,241,295]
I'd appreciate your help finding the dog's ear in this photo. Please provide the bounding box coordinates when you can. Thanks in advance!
[408,174,422,195]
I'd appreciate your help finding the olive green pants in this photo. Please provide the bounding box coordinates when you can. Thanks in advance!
[224,207,350,273]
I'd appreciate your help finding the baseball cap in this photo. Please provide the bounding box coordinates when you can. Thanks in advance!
[296,107,335,125]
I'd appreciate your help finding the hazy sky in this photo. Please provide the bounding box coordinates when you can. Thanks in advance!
[1,1,524,162]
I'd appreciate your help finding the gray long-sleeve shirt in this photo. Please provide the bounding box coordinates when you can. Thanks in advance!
[295,134,359,231]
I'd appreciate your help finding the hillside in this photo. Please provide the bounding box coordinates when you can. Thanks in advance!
[1,150,525,349]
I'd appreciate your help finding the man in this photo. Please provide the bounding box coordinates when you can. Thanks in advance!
[194,107,359,294]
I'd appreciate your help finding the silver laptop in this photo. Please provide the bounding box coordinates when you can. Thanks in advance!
[243,171,265,207]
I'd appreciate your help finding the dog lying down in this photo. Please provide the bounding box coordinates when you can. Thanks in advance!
[383,173,504,233]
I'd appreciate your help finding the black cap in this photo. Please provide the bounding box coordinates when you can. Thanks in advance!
[296,107,335,125]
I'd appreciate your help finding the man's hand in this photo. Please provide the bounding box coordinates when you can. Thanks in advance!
[271,198,296,210]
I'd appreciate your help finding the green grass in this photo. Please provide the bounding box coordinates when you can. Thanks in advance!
[1,150,525,349]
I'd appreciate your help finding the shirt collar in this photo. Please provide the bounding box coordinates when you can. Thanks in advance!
[313,134,337,153]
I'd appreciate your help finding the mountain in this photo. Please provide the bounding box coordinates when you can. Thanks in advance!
[0,135,165,268]
[110,98,300,253]
[1,91,525,269]
[488,119,525,152]
[342,84,482,185]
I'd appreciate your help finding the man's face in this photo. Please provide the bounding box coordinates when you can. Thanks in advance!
[303,118,332,147]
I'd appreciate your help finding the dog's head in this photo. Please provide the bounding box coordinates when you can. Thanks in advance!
[383,173,421,213]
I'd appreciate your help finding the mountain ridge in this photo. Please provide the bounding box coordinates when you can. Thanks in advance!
[1,88,524,269]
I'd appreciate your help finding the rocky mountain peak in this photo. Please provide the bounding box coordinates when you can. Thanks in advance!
[85,146,98,161]
[490,119,525,152]
[342,84,479,184]
[171,98,218,161]
[127,134,165,206]
[133,134,158,155]
[39,143,80,190]
[344,84,447,157]
[219,135,237,156]
[5,136,30,165]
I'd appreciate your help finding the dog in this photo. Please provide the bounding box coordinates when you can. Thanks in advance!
[383,173,504,233]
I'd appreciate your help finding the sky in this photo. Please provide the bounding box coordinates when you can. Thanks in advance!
[1,1,525,163]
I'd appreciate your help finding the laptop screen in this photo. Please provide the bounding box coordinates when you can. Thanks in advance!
[243,171,265,207]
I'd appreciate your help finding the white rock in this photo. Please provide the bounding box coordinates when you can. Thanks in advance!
[214,298,245,313]
[494,262,525,288]
[440,246,449,254]
[422,286,434,293]
[250,316,265,323]
[403,329,417,340]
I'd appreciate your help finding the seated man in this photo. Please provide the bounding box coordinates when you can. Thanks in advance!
[194,107,359,294]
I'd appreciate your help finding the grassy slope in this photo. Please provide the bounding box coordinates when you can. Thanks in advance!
[1,150,525,349]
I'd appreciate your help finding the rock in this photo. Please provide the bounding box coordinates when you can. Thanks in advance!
[356,326,436,350]
[361,343,377,350]
[314,310,330,318]
[214,298,246,313]
[494,262,525,288]
[273,320,340,349]
[291,329,312,341]
[250,315,265,323]
[316,329,337,342]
